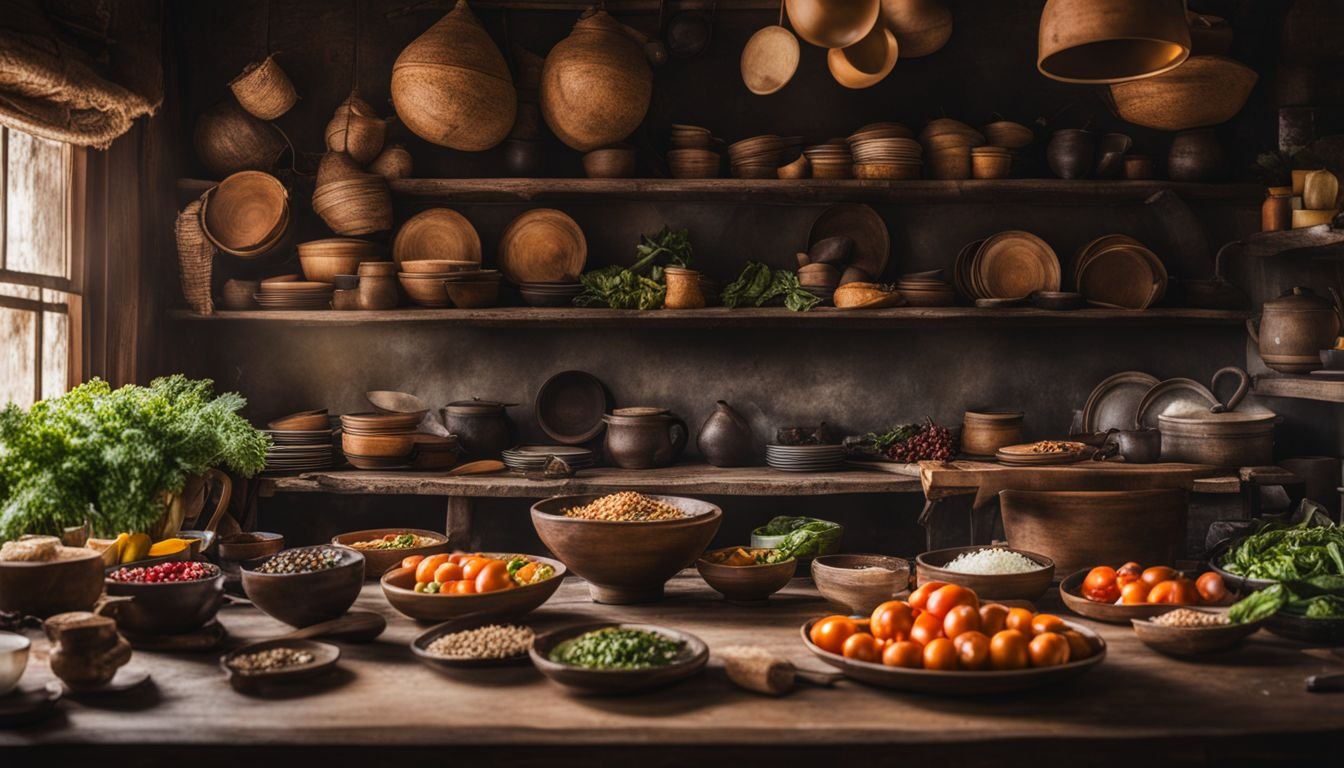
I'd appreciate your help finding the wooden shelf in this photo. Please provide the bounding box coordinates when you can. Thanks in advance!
[1237,225,1344,259]
[171,306,1248,329]
[177,177,1261,206]
[1253,374,1344,403]
[262,463,923,497]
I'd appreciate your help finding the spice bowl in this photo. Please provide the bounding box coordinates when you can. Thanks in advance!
[410,614,537,671]
[1130,609,1263,657]
[379,554,566,623]
[101,562,226,635]
[218,532,284,563]
[915,546,1054,602]
[695,548,797,603]
[810,554,910,614]
[240,547,365,628]
[220,638,341,692]
[330,528,450,581]
[529,622,710,695]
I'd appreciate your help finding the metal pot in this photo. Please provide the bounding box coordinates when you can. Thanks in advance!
[1247,286,1343,373]
[1157,366,1276,467]
[441,399,517,459]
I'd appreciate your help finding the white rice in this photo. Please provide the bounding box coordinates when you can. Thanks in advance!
[942,548,1045,575]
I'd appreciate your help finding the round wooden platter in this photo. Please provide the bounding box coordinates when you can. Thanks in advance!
[529,622,709,695]
[972,230,1060,299]
[741,24,800,96]
[799,618,1106,694]
[497,209,587,284]
[392,208,482,265]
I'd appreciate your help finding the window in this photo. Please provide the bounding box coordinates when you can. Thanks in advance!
[0,127,82,407]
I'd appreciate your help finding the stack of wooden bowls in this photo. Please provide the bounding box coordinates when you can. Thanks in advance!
[340,412,425,470]
[894,270,955,306]
[201,171,290,259]
[669,124,719,177]
[1072,234,1167,309]
[441,269,504,308]
[848,123,921,180]
[312,173,393,236]
[671,123,713,148]
[803,141,853,179]
[253,279,334,310]
[297,238,383,283]
[920,119,985,180]
[398,259,481,307]
[728,135,785,179]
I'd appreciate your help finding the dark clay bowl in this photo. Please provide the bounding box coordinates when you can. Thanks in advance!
[218,532,285,562]
[330,528,449,581]
[103,563,225,635]
[695,548,797,603]
[241,547,365,628]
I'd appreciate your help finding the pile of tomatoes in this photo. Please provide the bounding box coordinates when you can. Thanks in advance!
[809,582,1098,671]
[1081,562,1227,606]
[404,553,520,595]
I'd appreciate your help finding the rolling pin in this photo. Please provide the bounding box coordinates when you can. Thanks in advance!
[718,645,840,696]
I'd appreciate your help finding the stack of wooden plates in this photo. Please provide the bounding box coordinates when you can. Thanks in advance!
[253,280,333,310]
[1073,235,1168,310]
[765,443,846,472]
[953,231,1060,302]
[262,415,336,474]
[519,282,583,307]
[802,142,853,179]
[849,124,921,180]
[995,441,1091,466]
[501,446,595,473]
[894,272,955,306]
[728,135,785,179]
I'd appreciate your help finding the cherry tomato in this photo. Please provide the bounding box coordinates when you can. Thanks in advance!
[1004,607,1036,637]
[450,579,475,595]
[1120,581,1151,604]
[989,629,1029,670]
[953,630,991,670]
[401,555,425,570]
[415,554,452,584]
[841,632,882,663]
[1030,613,1067,635]
[882,641,923,668]
[925,584,979,620]
[1084,565,1117,593]
[810,616,858,655]
[1171,578,1199,604]
[474,560,513,593]
[433,562,463,585]
[1141,566,1179,588]
[922,637,959,670]
[942,604,981,639]
[910,610,944,646]
[909,581,948,613]
[870,600,914,642]
[1196,571,1227,604]
[1028,632,1071,667]
[1116,561,1143,587]
[979,603,1009,635]
[1061,630,1094,661]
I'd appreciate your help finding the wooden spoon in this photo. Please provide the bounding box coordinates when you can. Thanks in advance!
[233,611,386,655]
[366,390,429,414]
[447,459,506,475]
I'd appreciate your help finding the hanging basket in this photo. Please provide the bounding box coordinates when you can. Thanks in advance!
[312,174,394,236]
[325,92,386,165]
[175,197,216,315]
[229,54,298,120]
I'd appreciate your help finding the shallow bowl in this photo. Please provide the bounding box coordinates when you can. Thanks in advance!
[695,548,797,603]
[379,555,566,622]
[916,546,1055,602]
[811,554,910,614]
[331,528,450,580]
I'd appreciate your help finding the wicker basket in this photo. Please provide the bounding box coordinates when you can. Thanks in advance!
[194,101,285,178]
[229,54,298,121]
[369,145,413,180]
[175,197,216,315]
[325,92,386,165]
[200,171,291,259]
[313,174,394,236]
[316,150,366,186]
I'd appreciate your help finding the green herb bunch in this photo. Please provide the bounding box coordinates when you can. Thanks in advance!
[720,262,820,312]
[0,375,269,541]
[575,226,693,309]
[1217,504,1344,582]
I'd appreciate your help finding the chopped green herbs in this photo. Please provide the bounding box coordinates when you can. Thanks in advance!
[549,627,684,669]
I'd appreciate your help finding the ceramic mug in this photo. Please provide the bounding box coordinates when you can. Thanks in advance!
[0,631,31,695]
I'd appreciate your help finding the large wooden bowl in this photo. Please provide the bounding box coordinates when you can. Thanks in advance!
[916,546,1054,602]
[201,170,289,257]
[529,622,709,694]
[103,565,225,635]
[0,549,104,617]
[241,547,365,627]
[331,528,450,581]
[695,549,797,603]
[531,495,722,604]
[379,555,565,622]
[999,489,1187,576]
[1110,55,1257,131]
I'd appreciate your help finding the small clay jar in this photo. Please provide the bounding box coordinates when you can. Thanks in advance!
[1262,186,1293,232]
[332,288,360,310]
[663,266,705,309]
[357,275,399,310]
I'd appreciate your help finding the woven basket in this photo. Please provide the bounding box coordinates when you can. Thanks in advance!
[316,150,366,186]
[175,197,216,315]
[194,101,285,177]
[325,92,386,165]
[200,171,291,259]
[313,174,394,236]
[229,54,298,121]
[369,144,413,180]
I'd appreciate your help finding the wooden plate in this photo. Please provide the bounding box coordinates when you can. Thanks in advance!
[498,209,587,284]
[972,231,1060,299]
[392,208,482,265]
[1059,568,1196,624]
[800,618,1105,694]
[411,614,534,670]
[809,204,889,280]
[1081,370,1159,433]
[954,239,985,300]
[1077,243,1160,309]
[220,639,340,692]
[995,443,1091,465]
[529,622,709,695]
[1131,610,1263,656]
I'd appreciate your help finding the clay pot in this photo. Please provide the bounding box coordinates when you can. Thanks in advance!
[1247,286,1343,373]
[392,0,516,152]
[603,412,688,469]
[541,10,654,152]
[663,267,706,309]
[442,400,517,459]
[1167,129,1224,182]
[697,401,753,467]
[1046,129,1095,180]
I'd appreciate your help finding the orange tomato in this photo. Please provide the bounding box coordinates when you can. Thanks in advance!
[922,637,959,670]
[415,554,453,584]
[1061,630,1093,661]
[1028,632,1070,667]
[925,584,979,620]
[1030,613,1067,635]
[402,555,425,570]
[841,632,882,663]
[1116,561,1143,587]
[942,604,981,639]
[909,581,948,613]
[810,616,858,654]
[474,560,514,593]
[1148,578,1198,605]
[1196,571,1227,604]
[432,562,463,585]
[1120,581,1151,604]
[1084,565,1117,592]
[449,579,476,595]
[1141,565,1178,588]
[910,611,944,646]
[989,629,1029,670]
[953,630,991,670]
[870,601,914,642]
[882,641,923,668]
[1004,607,1036,637]
[979,603,1010,635]
[447,553,468,565]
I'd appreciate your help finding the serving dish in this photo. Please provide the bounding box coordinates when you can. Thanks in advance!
[379,554,566,622]
[102,563,226,635]
[1130,610,1262,656]
[529,622,709,694]
[1058,568,1192,624]
[220,638,340,692]
[241,547,365,627]
[331,528,450,580]
[410,614,535,671]
[916,546,1055,602]
[811,554,910,614]
[695,548,797,603]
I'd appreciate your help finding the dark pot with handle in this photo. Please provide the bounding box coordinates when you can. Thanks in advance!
[442,399,518,459]
[603,411,688,469]
[697,400,753,467]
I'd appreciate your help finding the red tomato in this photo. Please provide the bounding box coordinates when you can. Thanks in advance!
[1084,566,1117,593]
[401,555,425,570]
[432,562,463,585]
[1061,630,1094,661]
[415,554,452,584]
[1147,579,1198,605]
[1141,566,1179,588]
[1196,571,1227,604]
[909,581,948,613]
[922,637,959,670]
[953,631,991,670]
[979,604,1009,635]
[1084,585,1121,603]
[1028,632,1071,668]
[450,579,475,595]
[942,604,981,639]
[870,601,914,642]
[1120,581,1151,604]
[925,584,979,620]
[882,641,923,668]
[474,560,513,593]
[910,611,944,646]
[841,632,882,663]
[810,616,858,655]
[989,629,1029,670]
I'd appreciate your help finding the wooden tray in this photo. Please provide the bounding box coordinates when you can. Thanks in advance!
[1059,568,1196,624]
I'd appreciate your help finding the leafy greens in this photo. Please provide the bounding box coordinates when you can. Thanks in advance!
[720,262,820,312]
[1216,502,1344,581]
[753,516,843,563]
[574,226,692,310]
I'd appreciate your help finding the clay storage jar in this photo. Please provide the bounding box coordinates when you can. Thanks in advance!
[541,10,653,152]
[961,410,1024,456]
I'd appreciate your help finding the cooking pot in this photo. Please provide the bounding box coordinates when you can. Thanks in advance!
[441,399,517,459]
[1247,286,1343,373]
[1156,367,1275,467]
[603,411,688,469]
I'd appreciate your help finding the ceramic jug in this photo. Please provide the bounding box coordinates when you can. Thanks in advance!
[1247,286,1343,373]
[697,401,753,467]
[603,411,687,469]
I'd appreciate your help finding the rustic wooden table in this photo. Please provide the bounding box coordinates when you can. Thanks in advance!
[4,575,1341,767]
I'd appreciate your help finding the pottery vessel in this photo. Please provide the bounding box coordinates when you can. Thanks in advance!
[1046,129,1095,180]
[541,10,654,152]
[442,400,517,459]
[1247,286,1342,373]
[603,411,688,469]
[1167,129,1224,182]
[697,401,754,467]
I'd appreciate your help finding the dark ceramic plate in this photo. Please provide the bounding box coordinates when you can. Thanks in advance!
[411,614,535,670]
[535,371,611,445]
[529,622,708,694]
[220,639,340,692]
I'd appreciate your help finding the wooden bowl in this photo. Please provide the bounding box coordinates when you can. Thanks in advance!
[398,273,453,307]
[582,146,636,179]
[915,546,1054,602]
[341,431,415,459]
[1058,568,1195,624]
[201,171,289,257]
[695,549,797,603]
[399,259,477,275]
[1110,55,1257,131]
[1037,0,1190,84]
[785,0,881,49]
[379,556,566,622]
[443,278,502,309]
[529,622,709,694]
[497,209,587,285]
[531,495,722,604]
[0,549,105,617]
[960,410,1023,456]
[1264,612,1344,645]
[331,528,450,580]
[1001,490,1187,576]
[1131,610,1263,656]
[218,532,284,562]
[103,565,225,635]
[410,614,534,671]
[340,411,423,432]
[299,254,363,283]
[928,146,971,180]
[810,554,910,614]
[971,153,1012,179]
[240,547,365,627]
[221,639,340,692]
[392,208,482,265]
[267,410,329,431]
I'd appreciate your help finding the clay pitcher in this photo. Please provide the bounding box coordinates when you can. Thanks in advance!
[697,401,754,467]
[541,9,655,152]
[1247,286,1343,373]
[603,412,688,469]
